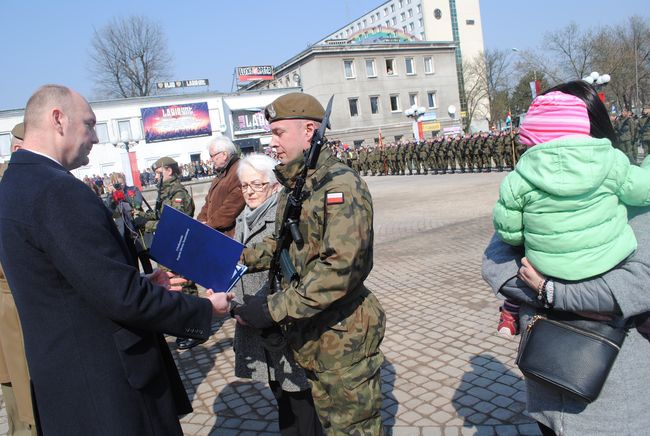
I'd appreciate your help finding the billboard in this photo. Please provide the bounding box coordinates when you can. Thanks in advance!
[237,65,274,81]
[232,109,270,135]
[141,102,212,143]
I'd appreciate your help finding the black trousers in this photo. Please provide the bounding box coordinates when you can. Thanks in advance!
[269,381,323,436]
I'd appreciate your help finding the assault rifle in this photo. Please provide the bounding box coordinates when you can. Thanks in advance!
[268,96,334,294]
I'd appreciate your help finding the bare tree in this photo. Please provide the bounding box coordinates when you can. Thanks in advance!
[89,16,173,98]
[463,49,512,129]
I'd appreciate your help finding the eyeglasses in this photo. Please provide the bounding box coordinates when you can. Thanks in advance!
[241,182,270,192]
[209,151,224,158]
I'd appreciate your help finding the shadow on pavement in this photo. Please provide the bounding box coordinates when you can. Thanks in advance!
[381,358,398,433]
[452,353,535,435]
[209,380,277,435]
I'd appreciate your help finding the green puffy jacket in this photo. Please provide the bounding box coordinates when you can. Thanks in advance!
[493,136,650,280]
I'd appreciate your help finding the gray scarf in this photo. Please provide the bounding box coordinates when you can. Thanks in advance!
[242,192,278,242]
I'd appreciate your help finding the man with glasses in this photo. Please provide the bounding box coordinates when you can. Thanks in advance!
[196,137,245,238]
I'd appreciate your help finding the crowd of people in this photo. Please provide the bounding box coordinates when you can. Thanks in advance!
[2,82,650,436]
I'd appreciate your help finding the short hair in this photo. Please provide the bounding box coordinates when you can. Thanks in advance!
[208,136,237,156]
[23,85,74,132]
[543,81,616,144]
[237,153,278,185]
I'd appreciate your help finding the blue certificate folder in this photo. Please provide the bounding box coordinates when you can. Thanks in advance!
[150,205,247,292]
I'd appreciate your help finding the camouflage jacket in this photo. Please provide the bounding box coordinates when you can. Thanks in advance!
[618,117,637,142]
[638,115,650,141]
[144,176,195,232]
[242,148,385,372]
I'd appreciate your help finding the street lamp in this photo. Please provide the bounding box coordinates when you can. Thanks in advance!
[405,104,426,141]
[582,71,610,105]
[112,132,144,189]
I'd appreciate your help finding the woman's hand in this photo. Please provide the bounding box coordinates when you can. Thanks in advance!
[517,257,546,291]
[146,268,172,290]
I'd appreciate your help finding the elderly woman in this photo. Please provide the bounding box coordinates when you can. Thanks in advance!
[482,81,650,435]
[232,153,322,436]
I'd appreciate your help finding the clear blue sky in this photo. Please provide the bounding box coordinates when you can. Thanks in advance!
[0,0,645,110]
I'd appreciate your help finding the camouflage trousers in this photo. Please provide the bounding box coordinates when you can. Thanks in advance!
[307,354,384,436]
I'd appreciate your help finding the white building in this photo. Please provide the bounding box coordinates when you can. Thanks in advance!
[319,0,486,126]
[0,88,294,180]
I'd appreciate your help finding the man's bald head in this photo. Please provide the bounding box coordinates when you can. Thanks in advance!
[21,85,98,170]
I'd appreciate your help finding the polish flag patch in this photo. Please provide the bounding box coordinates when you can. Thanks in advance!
[174,198,183,204]
[326,192,344,205]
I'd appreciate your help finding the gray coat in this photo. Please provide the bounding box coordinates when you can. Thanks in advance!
[232,196,309,392]
[482,206,650,435]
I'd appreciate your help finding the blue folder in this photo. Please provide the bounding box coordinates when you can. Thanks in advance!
[149,205,246,292]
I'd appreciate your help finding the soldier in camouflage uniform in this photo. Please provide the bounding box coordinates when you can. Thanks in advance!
[395,143,405,175]
[358,146,368,176]
[368,145,379,176]
[639,106,650,158]
[492,131,505,171]
[235,93,386,435]
[617,110,637,163]
[480,132,492,172]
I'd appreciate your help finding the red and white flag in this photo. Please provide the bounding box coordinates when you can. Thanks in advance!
[326,192,344,205]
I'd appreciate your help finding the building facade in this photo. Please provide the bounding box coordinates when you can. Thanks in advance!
[319,0,485,116]
[0,88,292,180]
[247,41,463,146]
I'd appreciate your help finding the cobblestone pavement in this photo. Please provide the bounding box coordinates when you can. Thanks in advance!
[0,171,543,436]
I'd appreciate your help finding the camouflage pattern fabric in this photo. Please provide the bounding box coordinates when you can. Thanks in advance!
[242,148,385,433]
[617,116,638,163]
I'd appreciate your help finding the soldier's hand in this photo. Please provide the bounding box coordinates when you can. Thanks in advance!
[231,294,274,329]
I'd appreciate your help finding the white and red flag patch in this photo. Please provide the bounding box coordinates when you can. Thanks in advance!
[326,192,344,205]
[174,198,183,204]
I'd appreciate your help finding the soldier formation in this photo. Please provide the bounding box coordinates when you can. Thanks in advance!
[326,130,526,176]
[611,106,650,163]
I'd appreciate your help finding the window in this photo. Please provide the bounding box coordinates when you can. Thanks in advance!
[402,26,407,33]
[118,120,132,141]
[418,18,423,27]
[95,122,110,143]
[424,56,434,74]
[427,91,437,108]
[391,4,395,12]
[417,4,422,13]
[394,135,403,142]
[385,20,390,27]
[385,59,396,75]
[400,12,406,21]
[409,93,418,106]
[344,60,355,78]
[371,15,375,23]
[405,57,415,75]
[365,59,377,77]
[384,7,388,16]
[349,98,359,117]
[354,140,364,148]
[409,22,415,31]
[398,0,403,8]
[362,19,367,28]
[0,133,10,157]
[370,96,380,114]
[408,9,413,17]
[392,17,397,25]
[466,19,475,25]
[390,94,400,112]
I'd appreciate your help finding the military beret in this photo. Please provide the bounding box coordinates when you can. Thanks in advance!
[265,92,325,123]
[152,156,177,170]
[11,122,24,141]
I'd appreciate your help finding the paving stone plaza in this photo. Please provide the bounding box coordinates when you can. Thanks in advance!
[0,171,545,435]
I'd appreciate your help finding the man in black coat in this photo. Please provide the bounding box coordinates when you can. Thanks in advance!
[0,84,233,435]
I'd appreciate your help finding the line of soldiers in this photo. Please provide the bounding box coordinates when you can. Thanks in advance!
[327,130,525,176]
[611,106,650,163]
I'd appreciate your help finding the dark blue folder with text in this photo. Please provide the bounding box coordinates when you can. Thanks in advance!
[150,205,246,292]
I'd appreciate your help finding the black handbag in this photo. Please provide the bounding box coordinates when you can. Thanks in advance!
[516,311,627,403]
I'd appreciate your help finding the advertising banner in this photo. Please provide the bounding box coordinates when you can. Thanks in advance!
[156,79,209,90]
[141,102,212,143]
[237,65,274,81]
[232,109,270,135]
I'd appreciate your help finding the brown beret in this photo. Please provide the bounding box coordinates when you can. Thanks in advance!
[265,92,325,123]
[11,122,25,141]
[152,156,178,170]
